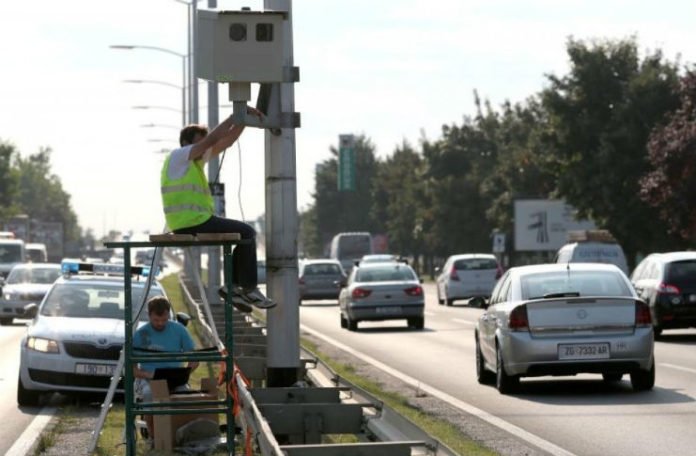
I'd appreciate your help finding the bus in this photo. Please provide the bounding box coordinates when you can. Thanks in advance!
[330,232,372,274]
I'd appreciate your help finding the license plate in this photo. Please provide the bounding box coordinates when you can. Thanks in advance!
[558,343,610,360]
[75,363,116,376]
[376,306,402,315]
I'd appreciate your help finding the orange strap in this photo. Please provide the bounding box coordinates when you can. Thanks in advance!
[217,347,254,454]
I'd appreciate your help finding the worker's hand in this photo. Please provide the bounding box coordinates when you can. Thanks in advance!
[246,106,265,120]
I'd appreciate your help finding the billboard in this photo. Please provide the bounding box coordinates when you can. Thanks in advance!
[514,199,595,251]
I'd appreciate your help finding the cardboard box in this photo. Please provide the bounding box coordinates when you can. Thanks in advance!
[152,377,220,451]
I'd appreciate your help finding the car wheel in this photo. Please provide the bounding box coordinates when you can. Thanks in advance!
[0,317,13,326]
[496,345,519,394]
[347,317,358,332]
[630,359,655,392]
[470,297,485,308]
[602,373,623,383]
[340,314,347,328]
[446,297,454,306]
[653,325,663,339]
[437,289,444,305]
[408,317,425,330]
[17,377,40,406]
[298,299,302,306]
[476,337,494,384]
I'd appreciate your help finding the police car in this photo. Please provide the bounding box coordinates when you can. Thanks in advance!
[17,260,188,406]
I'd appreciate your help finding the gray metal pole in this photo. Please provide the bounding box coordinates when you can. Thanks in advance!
[264,0,300,387]
[191,2,199,124]
[181,56,187,126]
[186,4,193,123]
[206,0,221,304]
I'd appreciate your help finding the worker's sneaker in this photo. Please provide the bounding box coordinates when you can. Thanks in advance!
[218,286,253,313]
[239,287,277,309]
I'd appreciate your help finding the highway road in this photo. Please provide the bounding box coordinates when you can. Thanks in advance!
[299,282,696,456]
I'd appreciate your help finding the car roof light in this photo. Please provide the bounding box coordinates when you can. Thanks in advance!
[61,259,150,277]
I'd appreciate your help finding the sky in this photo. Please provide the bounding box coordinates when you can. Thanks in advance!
[1,0,694,238]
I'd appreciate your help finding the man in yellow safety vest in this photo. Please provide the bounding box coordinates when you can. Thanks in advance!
[160,108,275,312]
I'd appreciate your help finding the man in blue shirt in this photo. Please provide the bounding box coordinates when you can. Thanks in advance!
[133,296,199,441]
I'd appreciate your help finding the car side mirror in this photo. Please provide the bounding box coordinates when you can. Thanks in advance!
[23,303,39,319]
[176,311,191,327]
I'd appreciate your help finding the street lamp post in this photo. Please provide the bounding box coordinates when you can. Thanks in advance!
[110,45,187,126]
[124,79,185,126]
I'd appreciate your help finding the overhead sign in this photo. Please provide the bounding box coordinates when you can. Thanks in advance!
[514,199,595,251]
[338,134,356,191]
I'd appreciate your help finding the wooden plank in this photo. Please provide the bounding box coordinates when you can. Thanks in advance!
[149,233,195,242]
[195,233,241,241]
[280,441,422,456]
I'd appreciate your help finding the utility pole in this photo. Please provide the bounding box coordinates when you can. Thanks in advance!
[264,0,300,387]
[206,0,222,305]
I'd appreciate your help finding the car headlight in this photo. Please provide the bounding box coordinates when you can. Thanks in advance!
[4,292,15,300]
[26,337,60,354]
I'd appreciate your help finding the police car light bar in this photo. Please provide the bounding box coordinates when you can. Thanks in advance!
[61,260,150,277]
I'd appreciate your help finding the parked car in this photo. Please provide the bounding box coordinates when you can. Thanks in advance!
[435,254,502,307]
[17,260,189,406]
[475,263,654,394]
[1,263,61,325]
[555,230,629,274]
[339,262,424,331]
[630,251,696,337]
[298,259,346,303]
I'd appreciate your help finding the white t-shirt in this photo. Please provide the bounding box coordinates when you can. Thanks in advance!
[166,145,212,180]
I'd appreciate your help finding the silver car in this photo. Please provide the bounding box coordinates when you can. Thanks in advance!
[298,259,346,303]
[1,263,61,325]
[475,263,654,394]
[339,262,424,331]
[17,261,184,406]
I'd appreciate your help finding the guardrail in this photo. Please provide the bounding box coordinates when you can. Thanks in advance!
[180,273,460,456]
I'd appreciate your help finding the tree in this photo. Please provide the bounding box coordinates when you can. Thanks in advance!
[0,141,20,220]
[640,71,696,243]
[540,37,683,262]
[371,142,426,259]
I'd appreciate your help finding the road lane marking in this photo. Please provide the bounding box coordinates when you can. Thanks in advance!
[660,363,696,375]
[5,407,57,456]
[453,318,476,326]
[301,324,576,456]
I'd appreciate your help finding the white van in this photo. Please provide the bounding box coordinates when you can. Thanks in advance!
[0,239,26,279]
[26,243,48,263]
[555,230,628,274]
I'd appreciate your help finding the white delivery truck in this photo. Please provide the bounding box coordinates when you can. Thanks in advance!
[555,230,629,274]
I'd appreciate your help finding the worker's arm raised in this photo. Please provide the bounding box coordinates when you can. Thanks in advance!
[188,107,264,160]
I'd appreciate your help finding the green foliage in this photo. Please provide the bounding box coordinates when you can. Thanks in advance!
[540,37,683,261]
[0,141,20,220]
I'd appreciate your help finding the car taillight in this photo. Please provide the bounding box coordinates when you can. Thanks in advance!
[657,282,680,294]
[495,264,503,280]
[449,267,459,281]
[404,286,423,296]
[508,305,529,331]
[635,301,651,327]
[352,288,372,299]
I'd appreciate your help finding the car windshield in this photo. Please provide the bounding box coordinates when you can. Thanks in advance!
[7,266,61,285]
[303,263,342,275]
[664,260,696,287]
[521,270,631,300]
[40,283,164,321]
[454,258,498,270]
[0,244,22,263]
[356,265,416,282]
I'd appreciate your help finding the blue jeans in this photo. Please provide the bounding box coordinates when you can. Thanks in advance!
[174,215,258,289]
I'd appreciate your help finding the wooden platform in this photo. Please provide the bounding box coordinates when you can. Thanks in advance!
[149,233,241,242]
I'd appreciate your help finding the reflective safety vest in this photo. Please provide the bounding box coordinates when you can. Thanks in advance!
[160,151,214,231]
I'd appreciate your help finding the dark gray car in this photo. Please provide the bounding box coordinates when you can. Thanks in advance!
[298,259,346,303]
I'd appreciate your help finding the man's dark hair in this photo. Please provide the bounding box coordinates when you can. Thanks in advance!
[147,295,171,315]
[179,124,209,146]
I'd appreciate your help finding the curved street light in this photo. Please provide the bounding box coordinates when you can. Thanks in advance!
[110,45,187,126]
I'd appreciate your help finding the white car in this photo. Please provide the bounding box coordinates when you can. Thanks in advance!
[17,260,187,406]
[1,263,61,325]
[436,254,502,307]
